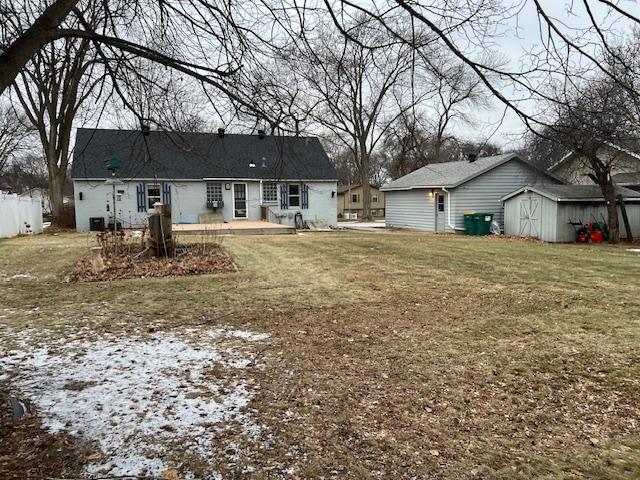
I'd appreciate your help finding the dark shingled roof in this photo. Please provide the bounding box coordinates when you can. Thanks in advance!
[71,128,337,181]
[502,184,640,202]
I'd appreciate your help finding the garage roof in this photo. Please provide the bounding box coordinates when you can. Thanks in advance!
[501,184,640,202]
[380,153,546,191]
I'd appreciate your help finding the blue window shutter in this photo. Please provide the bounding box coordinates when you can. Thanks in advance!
[301,183,309,209]
[280,183,288,209]
[136,183,146,212]
[162,182,171,204]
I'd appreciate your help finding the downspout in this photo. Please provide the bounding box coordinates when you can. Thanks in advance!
[441,187,465,232]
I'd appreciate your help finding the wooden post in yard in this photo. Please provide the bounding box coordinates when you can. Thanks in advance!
[617,194,633,241]
[147,203,174,257]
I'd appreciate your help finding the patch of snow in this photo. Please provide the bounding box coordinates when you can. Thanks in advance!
[1,327,270,477]
[627,248,640,253]
[226,330,271,342]
[338,221,386,230]
[1,273,36,282]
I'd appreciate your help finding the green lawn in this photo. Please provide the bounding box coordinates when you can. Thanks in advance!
[1,231,640,479]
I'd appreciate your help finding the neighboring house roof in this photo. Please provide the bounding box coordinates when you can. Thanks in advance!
[337,184,380,194]
[381,153,537,191]
[71,128,337,181]
[548,140,640,172]
[501,184,640,202]
[612,171,640,186]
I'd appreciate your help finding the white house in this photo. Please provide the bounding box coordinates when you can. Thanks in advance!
[548,141,640,190]
[71,128,338,231]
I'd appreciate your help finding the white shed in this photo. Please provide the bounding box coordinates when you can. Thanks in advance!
[502,184,640,242]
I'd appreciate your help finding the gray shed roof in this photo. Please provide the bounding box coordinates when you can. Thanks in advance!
[501,184,640,202]
[71,128,337,181]
[380,153,527,191]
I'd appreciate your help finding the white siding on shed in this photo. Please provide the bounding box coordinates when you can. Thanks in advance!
[556,203,640,242]
[504,191,640,242]
[503,192,559,242]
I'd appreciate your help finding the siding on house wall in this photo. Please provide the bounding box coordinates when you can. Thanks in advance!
[385,188,440,231]
[552,147,640,185]
[74,179,337,231]
[337,186,386,215]
[450,160,552,230]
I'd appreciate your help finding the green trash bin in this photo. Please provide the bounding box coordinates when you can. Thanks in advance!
[463,211,476,236]
[474,212,494,236]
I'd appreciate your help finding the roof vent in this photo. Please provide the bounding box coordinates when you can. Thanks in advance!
[261,157,267,168]
[466,152,478,163]
[218,128,225,137]
[258,129,265,139]
[249,161,256,168]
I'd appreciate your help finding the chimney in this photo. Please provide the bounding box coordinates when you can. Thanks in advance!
[217,128,225,137]
[466,152,478,163]
[258,129,265,139]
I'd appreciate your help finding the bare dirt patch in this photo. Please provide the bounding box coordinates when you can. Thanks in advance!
[66,243,237,282]
[0,410,94,480]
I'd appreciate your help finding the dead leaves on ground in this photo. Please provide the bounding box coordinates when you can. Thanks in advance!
[66,244,237,282]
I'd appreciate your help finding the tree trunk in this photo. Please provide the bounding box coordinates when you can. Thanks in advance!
[0,0,80,94]
[599,175,620,244]
[49,168,66,223]
[360,150,371,221]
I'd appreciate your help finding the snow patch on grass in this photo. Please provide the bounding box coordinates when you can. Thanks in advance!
[1,327,269,477]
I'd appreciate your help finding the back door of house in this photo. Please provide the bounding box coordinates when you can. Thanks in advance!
[233,183,247,219]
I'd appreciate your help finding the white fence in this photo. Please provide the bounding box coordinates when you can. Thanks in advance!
[0,191,43,238]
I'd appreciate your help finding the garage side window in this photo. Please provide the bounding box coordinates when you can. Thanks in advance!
[437,194,445,212]
[147,183,161,209]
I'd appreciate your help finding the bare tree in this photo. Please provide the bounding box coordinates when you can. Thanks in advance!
[542,82,638,242]
[2,1,640,132]
[0,103,32,175]
[12,15,105,222]
[285,17,427,219]
[427,62,486,162]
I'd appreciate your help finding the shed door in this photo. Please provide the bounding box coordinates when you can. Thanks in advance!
[519,196,540,238]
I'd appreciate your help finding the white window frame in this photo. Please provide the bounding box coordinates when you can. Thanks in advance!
[262,182,278,203]
[147,183,161,210]
[351,193,359,204]
[233,182,248,219]
[436,193,445,212]
[289,183,301,207]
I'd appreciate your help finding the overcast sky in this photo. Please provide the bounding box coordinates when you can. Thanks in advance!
[468,0,635,148]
